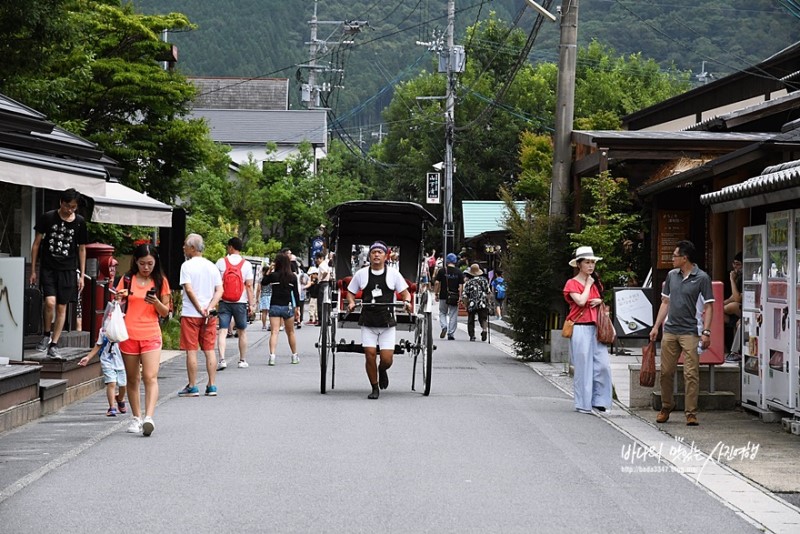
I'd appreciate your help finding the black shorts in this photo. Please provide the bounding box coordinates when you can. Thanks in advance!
[40,268,78,305]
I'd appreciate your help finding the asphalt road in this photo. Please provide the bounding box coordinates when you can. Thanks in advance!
[0,321,761,533]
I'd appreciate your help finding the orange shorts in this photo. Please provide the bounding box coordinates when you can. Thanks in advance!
[180,316,218,351]
[119,337,162,355]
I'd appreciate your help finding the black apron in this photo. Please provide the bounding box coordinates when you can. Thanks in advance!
[358,269,397,328]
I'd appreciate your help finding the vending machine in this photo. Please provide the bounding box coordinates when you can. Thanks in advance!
[742,225,765,409]
[764,211,794,411]
[794,209,800,415]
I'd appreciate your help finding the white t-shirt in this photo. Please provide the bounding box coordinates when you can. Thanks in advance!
[181,256,223,317]
[347,266,408,296]
[318,259,331,282]
[215,253,254,304]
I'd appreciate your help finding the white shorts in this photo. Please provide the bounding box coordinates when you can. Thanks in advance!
[361,326,397,350]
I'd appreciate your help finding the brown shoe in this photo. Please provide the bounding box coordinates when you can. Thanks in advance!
[656,407,673,423]
[686,414,699,426]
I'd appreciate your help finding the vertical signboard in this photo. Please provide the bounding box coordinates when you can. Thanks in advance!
[0,257,24,361]
[426,172,441,204]
[657,210,690,268]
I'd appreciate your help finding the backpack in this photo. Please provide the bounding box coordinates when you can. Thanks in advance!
[494,278,506,300]
[221,257,245,302]
[463,277,488,311]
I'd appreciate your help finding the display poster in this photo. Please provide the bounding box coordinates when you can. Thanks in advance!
[613,287,654,338]
[656,211,690,268]
[0,257,24,361]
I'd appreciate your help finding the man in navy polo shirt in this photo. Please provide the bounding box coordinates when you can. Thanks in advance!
[649,240,714,427]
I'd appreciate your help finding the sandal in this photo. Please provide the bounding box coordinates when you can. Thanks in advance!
[116,398,127,414]
[106,407,118,417]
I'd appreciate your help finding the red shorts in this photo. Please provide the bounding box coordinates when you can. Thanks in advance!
[119,337,162,355]
[180,316,218,351]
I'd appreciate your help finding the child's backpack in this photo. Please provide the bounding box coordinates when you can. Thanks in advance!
[494,278,506,300]
[221,258,245,302]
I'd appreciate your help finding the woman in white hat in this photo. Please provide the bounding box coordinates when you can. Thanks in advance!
[562,246,613,413]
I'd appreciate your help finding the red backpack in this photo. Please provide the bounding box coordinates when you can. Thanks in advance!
[221,257,245,302]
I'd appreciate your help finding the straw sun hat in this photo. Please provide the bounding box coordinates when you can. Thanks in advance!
[568,246,602,267]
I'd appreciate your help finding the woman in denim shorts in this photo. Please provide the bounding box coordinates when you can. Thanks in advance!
[263,253,301,365]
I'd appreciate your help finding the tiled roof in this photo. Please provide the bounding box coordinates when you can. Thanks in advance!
[190,77,288,110]
[191,109,327,146]
[700,158,800,208]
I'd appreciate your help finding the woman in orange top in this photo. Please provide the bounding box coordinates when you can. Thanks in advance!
[115,243,170,436]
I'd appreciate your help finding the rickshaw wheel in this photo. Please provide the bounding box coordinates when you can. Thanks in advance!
[413,310,433,396]
[319,302,332,394]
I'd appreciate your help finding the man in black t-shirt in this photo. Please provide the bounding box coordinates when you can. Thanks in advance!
[434,253,464,340]
[29,188,88,359]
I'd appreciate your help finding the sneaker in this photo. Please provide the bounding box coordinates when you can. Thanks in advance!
[262,325,268,330]
[440,328,446,339]
[36,336,51,352]
[178,385,200,397]
[481,331,487,342]
[226,332,234,338]
[106,407,118,417]
[296,324,302,330]
[686,414,699,426]
[279,325,284,331]
[126,417,143,433]
[237,360,249,369]
[291,354,299,364]
[46,344,63,360]
[205,385,218,396]
[142,416,155,436]
[269,354,276,366]
[470,337,476,342]
[447,334,455,340]
[217,358,227,371]
[725,352,741,363]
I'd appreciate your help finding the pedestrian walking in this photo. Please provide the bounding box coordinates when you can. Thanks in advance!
[650,240,713,426]
[264,252,301,365]
[178,234,223,397]
[115,243,170,436]
[491,269,506,321]
[346,241,412,399]
[216,237,255,369]
[433,253,463,340]
[462,264,490,342]
[305,267,319,325]
[258,260,272,330]
[78,327,127,417]
[29,188,88,359]
[563,246,613,414]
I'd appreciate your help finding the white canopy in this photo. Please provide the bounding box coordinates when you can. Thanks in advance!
[89,182,172,227]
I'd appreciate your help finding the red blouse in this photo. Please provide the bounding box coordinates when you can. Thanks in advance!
[563,278,601,323]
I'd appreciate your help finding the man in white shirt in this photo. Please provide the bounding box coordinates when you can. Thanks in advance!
[216,237,255,369]
[347,241,411,399]
[178,234,223,397]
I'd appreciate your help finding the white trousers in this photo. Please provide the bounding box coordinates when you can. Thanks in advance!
[569,324,613,412]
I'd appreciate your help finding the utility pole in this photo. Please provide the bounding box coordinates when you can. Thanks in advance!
[550,0,578,220]
[443,0,456,257]
[371,124,386,143]
[300,0,367,110]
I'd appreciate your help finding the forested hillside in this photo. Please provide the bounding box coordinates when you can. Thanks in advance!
[134,0,800,132]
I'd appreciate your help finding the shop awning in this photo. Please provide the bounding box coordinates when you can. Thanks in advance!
[0,147,107,196]
[89,182,173,227]
[699,159,800,213]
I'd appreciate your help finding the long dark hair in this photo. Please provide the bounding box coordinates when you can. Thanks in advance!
[273,252,295,286]
[126,243,166,296]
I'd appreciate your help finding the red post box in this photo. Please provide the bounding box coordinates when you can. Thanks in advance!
[82,243,117,344]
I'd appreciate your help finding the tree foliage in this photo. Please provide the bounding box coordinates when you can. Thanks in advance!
[569,173,644,294]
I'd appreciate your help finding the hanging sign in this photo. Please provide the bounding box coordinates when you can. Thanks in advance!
[426,173,441,204]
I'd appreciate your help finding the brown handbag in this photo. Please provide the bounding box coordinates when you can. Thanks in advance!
[596,303,616,345]
[640,340,656,387]
[561,308,585,338]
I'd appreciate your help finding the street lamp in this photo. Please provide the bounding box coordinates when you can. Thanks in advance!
[525,0,557,22]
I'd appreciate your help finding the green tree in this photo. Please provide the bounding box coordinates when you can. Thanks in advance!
[569,172,644,292]
[1,0,211,205]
